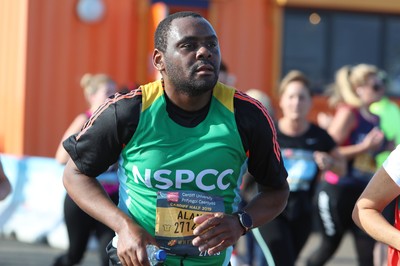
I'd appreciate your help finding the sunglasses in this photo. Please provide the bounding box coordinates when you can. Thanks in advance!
[372,83,384,91]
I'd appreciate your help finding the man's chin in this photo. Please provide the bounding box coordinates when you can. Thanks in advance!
[178,85,214,97]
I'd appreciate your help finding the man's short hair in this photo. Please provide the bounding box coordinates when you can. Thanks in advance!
[154,11,203,52]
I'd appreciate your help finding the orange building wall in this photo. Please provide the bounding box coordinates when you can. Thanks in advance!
[0,0,28,155]
[0,0,150,157]
[210,0,282,98]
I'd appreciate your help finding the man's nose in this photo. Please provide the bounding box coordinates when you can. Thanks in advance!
[196,46,212,59]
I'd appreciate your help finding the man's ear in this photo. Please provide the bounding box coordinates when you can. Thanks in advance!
[152,49,165,71]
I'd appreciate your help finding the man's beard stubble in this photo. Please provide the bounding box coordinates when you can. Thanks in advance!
[165,63,219,97]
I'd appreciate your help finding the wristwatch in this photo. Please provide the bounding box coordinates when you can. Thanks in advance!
[235,210,253,235]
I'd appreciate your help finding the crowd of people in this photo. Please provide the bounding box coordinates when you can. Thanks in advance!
[1,10,400,266]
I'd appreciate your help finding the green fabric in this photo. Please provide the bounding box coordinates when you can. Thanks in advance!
[370,97,400,167]
[119,80,247,265]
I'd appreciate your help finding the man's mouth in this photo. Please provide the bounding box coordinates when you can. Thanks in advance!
[196,65,214,74]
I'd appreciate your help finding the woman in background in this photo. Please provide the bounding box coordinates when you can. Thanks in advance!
[307,64,386,266]
[255,70,345,266]
[53,73,119,266]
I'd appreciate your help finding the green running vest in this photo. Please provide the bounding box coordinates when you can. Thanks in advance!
[119,80,247,265]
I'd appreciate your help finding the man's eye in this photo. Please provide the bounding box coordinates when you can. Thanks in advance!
[207,42,217,48]
[182,43,195,49]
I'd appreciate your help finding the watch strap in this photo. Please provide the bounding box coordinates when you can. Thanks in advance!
[234,210,253,235]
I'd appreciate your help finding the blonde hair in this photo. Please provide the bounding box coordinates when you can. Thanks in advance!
[278,70,311,96]
[327,64,378,108]
[80,73,116,98]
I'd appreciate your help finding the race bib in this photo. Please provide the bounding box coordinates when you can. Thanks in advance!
[353,152,376,176]
[155,190,224,256]
[282,148,317,191]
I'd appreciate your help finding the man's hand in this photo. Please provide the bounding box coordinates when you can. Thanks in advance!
[192,212,243,255]
[116,222,158,266]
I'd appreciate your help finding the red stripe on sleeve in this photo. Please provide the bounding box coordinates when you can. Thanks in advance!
[76,89,142,140]
[235,91,281,162]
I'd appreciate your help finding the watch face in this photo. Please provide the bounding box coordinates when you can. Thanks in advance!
[240,212,253,228]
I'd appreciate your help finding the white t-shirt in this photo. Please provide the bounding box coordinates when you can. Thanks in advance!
[383,144,400,186]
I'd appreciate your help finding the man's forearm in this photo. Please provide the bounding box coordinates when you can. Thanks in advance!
[244,181,289,228]
[63,160,131,233]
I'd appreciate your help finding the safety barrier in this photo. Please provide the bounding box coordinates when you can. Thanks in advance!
[0,154,69,249]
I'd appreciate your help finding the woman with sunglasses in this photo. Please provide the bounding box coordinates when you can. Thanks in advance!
[307,64,388,266]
